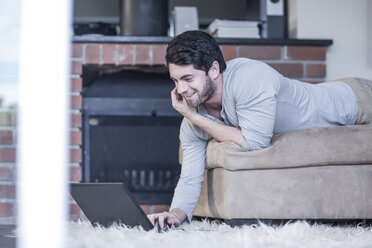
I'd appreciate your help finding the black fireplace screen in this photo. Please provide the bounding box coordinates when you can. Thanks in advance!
[89,115,182,204]
[82,69,182,205]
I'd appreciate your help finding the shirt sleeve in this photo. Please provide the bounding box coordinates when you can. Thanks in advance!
[169,117,209,223]
[232,63,280,151]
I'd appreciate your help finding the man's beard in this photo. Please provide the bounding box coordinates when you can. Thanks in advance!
[186,76,216,108]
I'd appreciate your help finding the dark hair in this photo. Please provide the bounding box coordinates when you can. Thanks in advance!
[165,30,226,74]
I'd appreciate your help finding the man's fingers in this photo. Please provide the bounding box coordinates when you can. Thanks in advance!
[171,88,178,99]
[148,212,176,229]
[171,88,180,107]
[170,89,177,107]
[171,87,177,95]
[171,88,183,103]
[147,214,156,225]
[148,213,161,226]
[170,88,176,99]
[157,215,164,229]
[166,216,175,225]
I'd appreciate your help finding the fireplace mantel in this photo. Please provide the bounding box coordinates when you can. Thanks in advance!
[73,35,333,46]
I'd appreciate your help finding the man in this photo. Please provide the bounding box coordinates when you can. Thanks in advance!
[147,30,372,228]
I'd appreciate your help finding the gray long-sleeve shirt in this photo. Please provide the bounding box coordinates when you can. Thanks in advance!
[170,58,358,222]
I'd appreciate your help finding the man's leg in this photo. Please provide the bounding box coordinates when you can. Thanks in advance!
[338,77,372,125]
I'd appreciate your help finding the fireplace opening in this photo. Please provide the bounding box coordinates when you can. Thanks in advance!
[82,68,182,205]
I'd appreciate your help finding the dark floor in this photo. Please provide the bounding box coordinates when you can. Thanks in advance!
[0,225,16,248]
[192,216,372,228]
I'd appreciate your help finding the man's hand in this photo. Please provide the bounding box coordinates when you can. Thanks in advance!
[147,211,182,229]
[171,88,197,119]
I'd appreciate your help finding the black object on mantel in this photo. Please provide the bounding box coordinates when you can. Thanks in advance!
[74,22,117,36]
[120,0,168,36]
[260,0,287,39]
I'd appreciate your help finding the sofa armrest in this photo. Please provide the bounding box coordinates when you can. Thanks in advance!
[206,125,372,170]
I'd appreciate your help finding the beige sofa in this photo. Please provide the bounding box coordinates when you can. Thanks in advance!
[190,124,372,224]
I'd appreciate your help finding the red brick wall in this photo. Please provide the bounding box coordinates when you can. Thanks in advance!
[69,43,83,218]
[220,45,327,82]
[0,127,16,220]
[74,43,326,81]
[0,42,328,222]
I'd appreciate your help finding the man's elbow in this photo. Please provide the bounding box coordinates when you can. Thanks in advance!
[241,138,271,151]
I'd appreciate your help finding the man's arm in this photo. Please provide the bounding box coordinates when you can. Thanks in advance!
[147,117,207,227]
[232,68,279,151]
[171,88,244,147]
[186,112,244,146]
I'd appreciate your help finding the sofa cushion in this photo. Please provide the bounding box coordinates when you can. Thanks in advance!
[206,124,372,170]
[194,164,372,219]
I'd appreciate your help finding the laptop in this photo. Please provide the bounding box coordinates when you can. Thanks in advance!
[70,183,154,230]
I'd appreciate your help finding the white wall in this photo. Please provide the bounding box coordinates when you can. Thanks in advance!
[295,0,372,80]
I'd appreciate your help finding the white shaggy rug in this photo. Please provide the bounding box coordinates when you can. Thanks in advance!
[68,220,372,248]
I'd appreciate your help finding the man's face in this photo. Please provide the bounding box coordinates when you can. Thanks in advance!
[169,63,216,108]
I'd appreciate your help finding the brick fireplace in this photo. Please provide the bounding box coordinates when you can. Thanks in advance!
[0,37,331,223]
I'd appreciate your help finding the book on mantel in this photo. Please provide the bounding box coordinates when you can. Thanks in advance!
[207,19,260,39]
